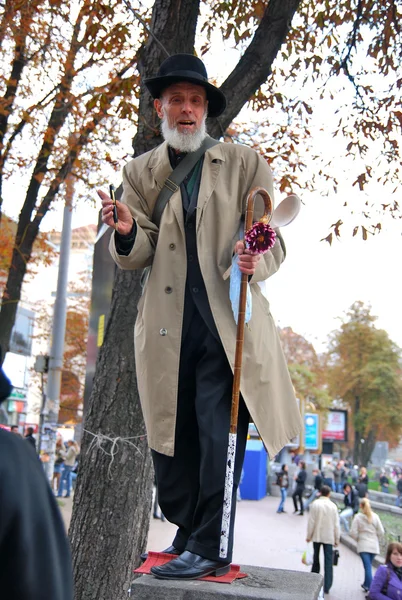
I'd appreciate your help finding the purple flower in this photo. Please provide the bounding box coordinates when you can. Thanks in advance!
[245,221,276,254]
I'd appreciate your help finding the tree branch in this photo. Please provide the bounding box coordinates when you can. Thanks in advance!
[122,0,170,58]
[134,0,202,156]
[207,0,302,137]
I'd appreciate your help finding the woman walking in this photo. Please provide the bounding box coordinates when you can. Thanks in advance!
[369,542,402,599]
[57,440,79,498]
[276,464,290,513]
[350,498,384,593]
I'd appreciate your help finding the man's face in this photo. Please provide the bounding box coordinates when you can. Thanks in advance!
[154,82,207,135]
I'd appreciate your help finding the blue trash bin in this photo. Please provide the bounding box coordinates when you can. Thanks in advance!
[239,439,267,500]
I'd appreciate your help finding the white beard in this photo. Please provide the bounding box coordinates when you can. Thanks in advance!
[161,109,207,153]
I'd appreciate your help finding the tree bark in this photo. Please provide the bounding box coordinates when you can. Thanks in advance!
[353,395,361,464]
[70,0,202,597]
[362,427,377,467]
[68,269,154,600]
[133,0,201,156]
[70,1,303,597]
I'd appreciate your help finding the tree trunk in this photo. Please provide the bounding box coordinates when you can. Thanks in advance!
[70,1,303,597]
[68,269,154,600]
[353,395,361,464]
[0,219,38,357]
[361,428,377,467]
[70,0,201,597]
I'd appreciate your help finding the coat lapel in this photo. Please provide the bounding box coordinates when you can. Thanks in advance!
[149,141,185,235]
[196,142,225,232]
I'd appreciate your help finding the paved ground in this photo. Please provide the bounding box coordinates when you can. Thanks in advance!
[61,494,371,599]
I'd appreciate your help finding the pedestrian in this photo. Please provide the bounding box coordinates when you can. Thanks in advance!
[152,475,165,521]
[359,466,369,485]
[368,541,402,599]
[99,52,302,579]
[306,485,340,595]
[293,461,307,516]
[10,425,22,436]
[395,473,402,508]
[57,440,79,498]
[276,464,290,513]
[0,346,12,403]
[53,436,66,493]
[379,470,390,494]
[333,462,344,493]
[0,356,73,599]
[339,482,359,533]
[350,464,359,485]
[24,426,37,452]
[304,468,323,512]
[355,466,369,498]
[322,461,335,491]
[350,497,385,593]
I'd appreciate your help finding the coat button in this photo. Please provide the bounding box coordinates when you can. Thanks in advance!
[188,254,194,262]
[160,328,167,336]
[165,286,172,294]
[192,287,199,294]
[169,243,175,250]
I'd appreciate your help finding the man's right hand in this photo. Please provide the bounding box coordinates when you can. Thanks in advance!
[98,189,133,236]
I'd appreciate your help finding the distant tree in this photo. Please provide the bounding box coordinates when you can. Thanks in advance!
[327,301,402,465]
[279,326,320,370]
[279,326,330,409]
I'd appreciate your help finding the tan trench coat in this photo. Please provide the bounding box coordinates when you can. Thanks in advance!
[109,139,302,457]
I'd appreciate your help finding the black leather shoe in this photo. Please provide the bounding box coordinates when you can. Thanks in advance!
[150,551,230,580]
[140,545,180,562]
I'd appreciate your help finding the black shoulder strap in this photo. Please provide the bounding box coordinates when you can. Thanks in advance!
[152,136,219,227]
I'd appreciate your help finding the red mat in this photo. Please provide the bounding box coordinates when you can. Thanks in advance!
[134,551,248,583]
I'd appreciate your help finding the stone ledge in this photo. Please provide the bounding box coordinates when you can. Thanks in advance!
[130,565,323,599]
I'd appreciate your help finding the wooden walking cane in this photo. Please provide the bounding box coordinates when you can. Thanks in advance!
[219,186,274,559]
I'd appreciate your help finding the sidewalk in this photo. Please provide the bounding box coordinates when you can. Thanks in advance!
[147,495,370,600]
[61,494,370,599]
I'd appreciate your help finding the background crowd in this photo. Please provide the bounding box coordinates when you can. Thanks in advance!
[276,456,402,598]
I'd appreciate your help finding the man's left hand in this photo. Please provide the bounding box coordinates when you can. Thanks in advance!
[235,240,261,275]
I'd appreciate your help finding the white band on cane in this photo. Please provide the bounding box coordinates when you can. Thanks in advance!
[219,432,237,558]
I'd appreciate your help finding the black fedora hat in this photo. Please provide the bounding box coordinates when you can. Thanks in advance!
[144,53,226,118]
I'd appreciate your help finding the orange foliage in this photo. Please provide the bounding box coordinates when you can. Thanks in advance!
[0,216,56,296]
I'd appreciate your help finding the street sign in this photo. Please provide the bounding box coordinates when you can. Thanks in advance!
[8,387,26,401]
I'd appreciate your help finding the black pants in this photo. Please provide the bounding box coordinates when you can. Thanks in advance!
[312,542,333,593]
[152,308,250,563]
[292,486,304,513]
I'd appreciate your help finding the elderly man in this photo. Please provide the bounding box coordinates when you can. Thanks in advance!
[99,53,301,580]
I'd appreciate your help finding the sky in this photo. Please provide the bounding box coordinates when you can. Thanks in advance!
[267,191,402,353]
